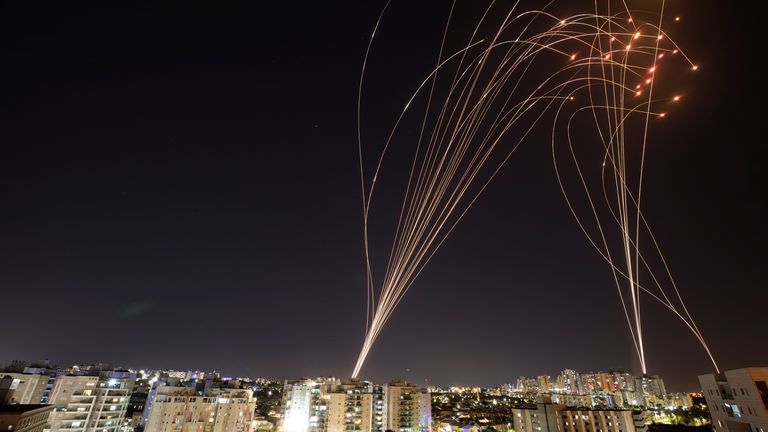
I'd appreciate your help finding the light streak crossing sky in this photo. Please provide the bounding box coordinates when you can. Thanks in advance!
[352,0,718,379]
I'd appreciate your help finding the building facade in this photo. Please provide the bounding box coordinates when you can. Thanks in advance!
[384,381,431,432]
[143,386,257,432]
[0,405,54,432]
[0,374,50,405]
[281,379,430,432]
[699,368,768,432]
[511,398,644,432]
[47,375,131,432]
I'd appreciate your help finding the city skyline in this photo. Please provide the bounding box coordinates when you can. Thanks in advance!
[1,1,765,391]
[0,359,716,394]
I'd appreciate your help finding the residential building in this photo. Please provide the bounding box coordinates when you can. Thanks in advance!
[511,397,644,432]
[699,367,768,432]
[326,381,386,432]
[47,375,131,432]
[384,380,431,432]
[143,386,257,432]
[282,378,339,432]
[0,404,54,432]
[0,374,49,405]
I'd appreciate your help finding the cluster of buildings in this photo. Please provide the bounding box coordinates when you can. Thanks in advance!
[280,378,431,432]
[501,370,680,409]
[2,359,767,432]
[0,360,271,432]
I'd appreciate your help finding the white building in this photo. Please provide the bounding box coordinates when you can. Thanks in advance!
[699,367,768,432]
[280,379,430,432]
[325,381,386,432]
[384,381,430,432]
[47,375,131,432]
[511,397,645,432]
[282,378,340,432]
[143,386,257,432]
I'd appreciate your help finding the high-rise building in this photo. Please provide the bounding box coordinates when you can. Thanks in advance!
[558,370,583,395]
[384,380,431,432]
[326,381,385,432]
[282,378,340,432]
[143,386,256,432]
[537,376,552,394]
[634,376,666,407]
[47,375,131,432]
[280,379,430,432]
[698,367,768,432]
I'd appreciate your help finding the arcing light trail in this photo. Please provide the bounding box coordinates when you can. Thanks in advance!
[352,1,719,379]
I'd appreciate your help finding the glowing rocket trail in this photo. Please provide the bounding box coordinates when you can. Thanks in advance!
[352,1,719,379]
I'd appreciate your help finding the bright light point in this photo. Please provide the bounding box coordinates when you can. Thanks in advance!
[657,35,663,40]
[626,45,632,50]
[692,65,699,70]
[561,20,566,25]
[570,54,576,60]
[628,18,633,23]
[675,16,680,21]
[649,67,656,73]
[659,113,666,118]
[673,49,679,54]
[605,54,610,59]
[634,32,641,39]
[636,91,642,96]
[646,78,652,83]
[636,84,641,89]
[570,96,575,100]
[673,96,681,101]
[611,36,616,41]
[658,53,665,58]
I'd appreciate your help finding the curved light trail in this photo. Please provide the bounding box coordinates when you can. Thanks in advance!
[352,0,719,379]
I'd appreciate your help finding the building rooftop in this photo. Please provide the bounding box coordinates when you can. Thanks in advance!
[0,404,52,413]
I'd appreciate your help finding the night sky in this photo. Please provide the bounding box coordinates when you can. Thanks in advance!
[1,1,764,391]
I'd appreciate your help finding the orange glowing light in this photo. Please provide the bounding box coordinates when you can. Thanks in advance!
[692,65,699,70]
[570,54,576,60]
[634,32,641,39]
[659,113,666,118]
[673,96,681,101]
[675,16,680,21]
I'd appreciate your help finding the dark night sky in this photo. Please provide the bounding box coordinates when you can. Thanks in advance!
[0,1,764,391]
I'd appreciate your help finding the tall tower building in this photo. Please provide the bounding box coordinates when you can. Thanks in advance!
[326,381,385,432]
[384,380,431,432]
[282,378,339,432]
